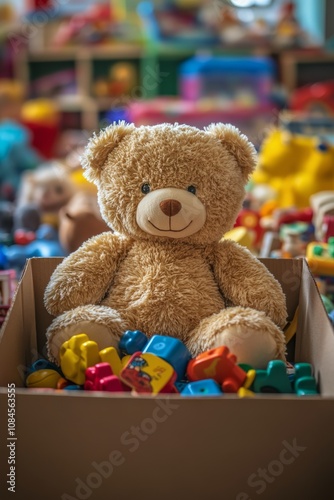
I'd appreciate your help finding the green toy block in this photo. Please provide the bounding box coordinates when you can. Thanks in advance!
[252,360,293,394]
[294,362,313,382]
[238,363,253,373]
[295,376,319,396]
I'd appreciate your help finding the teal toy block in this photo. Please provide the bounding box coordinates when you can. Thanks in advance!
[294,363,318,395]
[252,360,293,394]
[295,376,319,396]
[294,362,313,381]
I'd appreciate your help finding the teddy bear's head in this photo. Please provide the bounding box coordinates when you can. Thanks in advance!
[81,122,257,245]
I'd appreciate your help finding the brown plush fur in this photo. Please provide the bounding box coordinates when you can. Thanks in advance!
[58,192,110,253]
[44,122,287,368]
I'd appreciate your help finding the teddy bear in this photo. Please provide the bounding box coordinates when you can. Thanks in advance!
[44,122,288,369]
[14,162,76,235]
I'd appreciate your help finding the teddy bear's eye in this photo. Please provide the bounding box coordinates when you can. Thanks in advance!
[187,185,196,195]
[141,183,151,194]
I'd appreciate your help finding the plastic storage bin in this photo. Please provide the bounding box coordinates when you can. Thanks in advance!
[180,56,275,107]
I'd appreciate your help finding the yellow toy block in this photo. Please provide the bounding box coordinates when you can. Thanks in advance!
[120,352,176,394]
[60,334,100,385]
[306,241,334,277]
[238,387,255,398]
[243,369,256,389]
[99,346,122,376]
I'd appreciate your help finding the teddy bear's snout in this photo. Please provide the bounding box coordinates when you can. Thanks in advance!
[159,199,182,217]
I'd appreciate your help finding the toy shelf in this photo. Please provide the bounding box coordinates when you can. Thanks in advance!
[15,43,146,131]
[15,36,330,133]
[280,49,334,92]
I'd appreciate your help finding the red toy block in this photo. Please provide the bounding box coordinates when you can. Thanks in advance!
[187,346,246,393]
[85,362,113,391]
[99,375,131,392]
[85,362,131,392]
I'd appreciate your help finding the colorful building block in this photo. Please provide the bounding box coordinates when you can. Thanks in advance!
[57,377,70,390]
[85,362,130,392]
[121,355,131,366]
[29,359,62,375]
[243,369,256,389]
[119,330,148,355]
[60,333,100,385]
[99,346,122,376]
[307,239,334,277]
[26,369,62,389]
[175,380,188,393]
[293,362,318,395]
[143,334,191,379]
[294,362,313,381]
[295,377,319,395]
[119,352,177,394]
[85,362,113,390]
[181,379,223,397]
[99,375,131,392]
[252,360,293,394]
[186,346,246,393]
[237,387,255,398]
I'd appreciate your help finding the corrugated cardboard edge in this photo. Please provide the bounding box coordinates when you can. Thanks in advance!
[0,259,37,387]
[295,259,334,396]
[0,256,333,396]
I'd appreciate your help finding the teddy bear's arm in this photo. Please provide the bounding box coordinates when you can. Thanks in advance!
[44,233,131,316]
[211,240,288,329]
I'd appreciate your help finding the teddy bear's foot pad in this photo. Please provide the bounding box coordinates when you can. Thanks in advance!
[46,305,128,364]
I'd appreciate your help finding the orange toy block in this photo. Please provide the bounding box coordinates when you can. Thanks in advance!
[186,346,247,393]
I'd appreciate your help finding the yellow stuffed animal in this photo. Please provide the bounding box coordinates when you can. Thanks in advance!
[252,128,334,208]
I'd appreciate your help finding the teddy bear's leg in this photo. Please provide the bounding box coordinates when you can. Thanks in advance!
[186,307,286,369]
[46,304,132,364]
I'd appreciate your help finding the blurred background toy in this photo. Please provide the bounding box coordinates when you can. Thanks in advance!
[52,3,114,47]
[252,123,334,208]
[58,191,110,254]
[92,61,138,99]
[13,162,76,240]
[0,201,14,245]
[0,79,41,202]
[21,98,61,160]
[274,1,303,47]
[290,81,334,115]
[310,191,334,242]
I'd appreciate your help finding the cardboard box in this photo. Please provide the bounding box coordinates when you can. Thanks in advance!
[0,257,334,500]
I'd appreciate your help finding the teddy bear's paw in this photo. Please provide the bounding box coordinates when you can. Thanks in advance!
[188,307,286,369]
[211,324,283,369]
[46,305,128,364]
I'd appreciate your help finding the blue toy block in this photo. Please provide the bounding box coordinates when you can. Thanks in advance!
[175,380,188,392]
[63,385,83,391]
[252,360,293,394]
[181,379,223,397]
[143,334,191,380]
[29,359,62,375]
[119,330,148,355]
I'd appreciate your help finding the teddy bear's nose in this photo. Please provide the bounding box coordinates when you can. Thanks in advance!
[159,199,182,217]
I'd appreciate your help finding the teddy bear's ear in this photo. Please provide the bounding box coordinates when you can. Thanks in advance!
[205,123,257,181]
[81,121,136,183]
